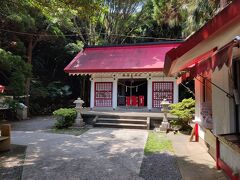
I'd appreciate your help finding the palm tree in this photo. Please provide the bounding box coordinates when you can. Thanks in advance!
[182,0,218,37]
[152,0,232,38]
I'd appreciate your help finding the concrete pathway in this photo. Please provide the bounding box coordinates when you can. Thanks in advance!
[12,128,148,180]
[1,116,56,131]
[168,133,227,180]
[5,117,229,179]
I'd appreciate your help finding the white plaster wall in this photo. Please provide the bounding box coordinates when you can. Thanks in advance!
[112,79,118,109]
[173,79,179,103]
[212,65,235,134]
[220,142,240,174]
[147,79,152,110]
[199,126,205,140]
[90,80,95,109]
[194,78,203,122]
[194,77,205,139]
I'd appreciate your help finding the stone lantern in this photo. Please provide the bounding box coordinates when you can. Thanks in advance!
[73,97,85,127]
[160,98,170,131]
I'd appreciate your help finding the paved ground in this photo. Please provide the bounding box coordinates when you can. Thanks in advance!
[0,144,26,180]
[1,117,229,179]
[140,153,181,180]
[168,133,228,180]
[12,128,148,180]
[0,116,56,131]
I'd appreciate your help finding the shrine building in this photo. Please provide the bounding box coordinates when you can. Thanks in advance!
[64,42,180,111]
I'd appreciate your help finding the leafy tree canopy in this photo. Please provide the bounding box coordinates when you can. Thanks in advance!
[0,0,229,116]
[0,48,31,96]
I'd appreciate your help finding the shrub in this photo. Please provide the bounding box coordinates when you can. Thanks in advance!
[53,108,77,129]
[169,98,195,132]
[30,81,73,115]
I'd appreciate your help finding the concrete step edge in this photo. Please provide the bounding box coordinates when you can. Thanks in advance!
[95,122,147,127]
[97,118,147,122]
[98,115,147,120]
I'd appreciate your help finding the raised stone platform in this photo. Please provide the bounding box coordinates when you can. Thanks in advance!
[82,108,178,130]
[82,108,177,119]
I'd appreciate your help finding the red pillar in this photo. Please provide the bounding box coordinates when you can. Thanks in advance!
[195,123,199,142]
[216,137,220,170]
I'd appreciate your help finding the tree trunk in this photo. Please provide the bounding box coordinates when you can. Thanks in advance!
[25,36,33,115]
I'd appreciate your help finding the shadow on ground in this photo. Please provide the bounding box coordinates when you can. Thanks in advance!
[2,128,227,180]
[0,144,27,180]
[12,129,147,180]
[140,152,181,180]
[140,152,227,180]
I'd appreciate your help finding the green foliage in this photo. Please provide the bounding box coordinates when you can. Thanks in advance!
[65,41,84,55]
[0,0,226,115]
[6,12,36,31]
[182,0,218,36]
[170,98,195,121]
[152,0,188,27]
[169,98,195,131]
[53,108,77,129]
[47,82,72,98]
[151,0,230,37]
[29,81,72,115]
[0,49,31,96]
[3,98,21,111]
[0,97,21,120]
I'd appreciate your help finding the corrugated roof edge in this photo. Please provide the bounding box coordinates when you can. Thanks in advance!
[84,41,183,49]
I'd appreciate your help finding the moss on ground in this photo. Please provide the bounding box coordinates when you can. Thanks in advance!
[49,128,89,136]
[144,131,174,155]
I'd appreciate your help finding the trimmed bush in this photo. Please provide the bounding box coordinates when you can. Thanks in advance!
[169,98,195,133]
[53,108,77,129]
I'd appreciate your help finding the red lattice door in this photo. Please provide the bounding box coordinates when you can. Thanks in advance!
[152,82,174,108]
[95,82,112,107]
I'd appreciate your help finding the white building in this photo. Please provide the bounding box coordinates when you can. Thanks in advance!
[164,1,240,179]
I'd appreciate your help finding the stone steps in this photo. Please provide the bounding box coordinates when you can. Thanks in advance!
[94,122,147,129]
[97,118,147,124]
[94,116,149,129]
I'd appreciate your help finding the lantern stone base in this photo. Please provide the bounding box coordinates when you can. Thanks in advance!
[74,117,85,127]
[159,121,170,132]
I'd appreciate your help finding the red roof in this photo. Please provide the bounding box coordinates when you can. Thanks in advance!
[0,85,5,93]
[164,0,240,75]
[64,43,180,73]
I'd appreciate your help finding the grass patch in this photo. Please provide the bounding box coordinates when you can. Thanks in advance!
[144,131,174,155]
[49,128,89,136]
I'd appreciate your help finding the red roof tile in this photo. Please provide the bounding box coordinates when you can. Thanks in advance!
[64,43,180,73]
